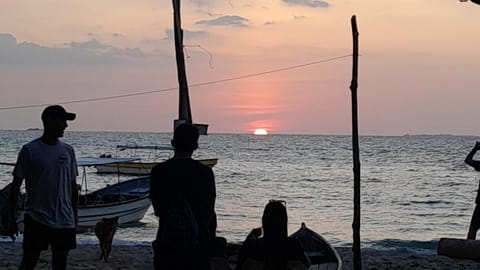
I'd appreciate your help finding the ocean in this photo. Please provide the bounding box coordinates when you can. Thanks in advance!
[0,130,479,254]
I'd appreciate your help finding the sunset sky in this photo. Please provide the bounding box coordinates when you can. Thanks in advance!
[0,0,479,135]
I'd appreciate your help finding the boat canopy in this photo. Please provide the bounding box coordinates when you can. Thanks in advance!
[1,157,140,167]
[117,145,173,151]
[77,157,140,166]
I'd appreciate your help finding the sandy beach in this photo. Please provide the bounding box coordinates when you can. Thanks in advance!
[0,241,479,270]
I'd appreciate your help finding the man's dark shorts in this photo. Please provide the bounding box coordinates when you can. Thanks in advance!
[23,215,76,251]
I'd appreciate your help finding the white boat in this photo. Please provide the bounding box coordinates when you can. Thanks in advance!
[76,157,151,227]
[290,223,343,270]
[0,157,152,235]
[95,145,218,175]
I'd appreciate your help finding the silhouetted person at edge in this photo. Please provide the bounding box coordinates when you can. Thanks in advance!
[8,105,78,270]
[465,141,480,239]
[150,123,217,270]
[236,200,310,270]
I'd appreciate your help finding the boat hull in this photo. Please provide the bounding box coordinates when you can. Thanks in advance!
[96,158,218,175]
[0,177,152,235]
[290,223,343,270]
[77,176,151,227]
[78,195,150,227]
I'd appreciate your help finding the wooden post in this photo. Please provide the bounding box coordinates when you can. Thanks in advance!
[172,0,192,125]
[350,15,362,270]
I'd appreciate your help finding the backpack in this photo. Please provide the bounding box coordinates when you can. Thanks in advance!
[159,194,199,249]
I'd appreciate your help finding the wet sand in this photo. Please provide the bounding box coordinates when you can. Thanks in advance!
[0,241,479,269]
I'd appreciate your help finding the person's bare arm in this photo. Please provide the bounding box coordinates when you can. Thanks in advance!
[465,142,480,170]
[8,176,23,240]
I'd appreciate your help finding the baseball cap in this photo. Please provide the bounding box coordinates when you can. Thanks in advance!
[41,105,76,121]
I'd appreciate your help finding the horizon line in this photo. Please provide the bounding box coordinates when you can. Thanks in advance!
[1,128,479,138]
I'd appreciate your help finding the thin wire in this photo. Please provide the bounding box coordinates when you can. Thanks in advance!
[0,54,352,111]
[0,87,178,111]
[189,54,352,87]
[184,44,214,69]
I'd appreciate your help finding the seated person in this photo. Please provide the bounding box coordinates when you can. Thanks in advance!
[236,200,311,270]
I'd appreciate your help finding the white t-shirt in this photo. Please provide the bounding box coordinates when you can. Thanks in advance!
[13,138,78,229]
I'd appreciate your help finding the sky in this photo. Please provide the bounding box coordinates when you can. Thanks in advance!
[0,0,479,135]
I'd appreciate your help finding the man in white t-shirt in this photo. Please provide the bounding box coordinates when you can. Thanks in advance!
[8,105,78,270]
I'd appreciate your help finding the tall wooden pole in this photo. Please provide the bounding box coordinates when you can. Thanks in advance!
[171,0,209,135]
[350,15,362,270]
[172,0,192,125]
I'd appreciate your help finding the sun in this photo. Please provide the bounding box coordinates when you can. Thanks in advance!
[253,128,268,136]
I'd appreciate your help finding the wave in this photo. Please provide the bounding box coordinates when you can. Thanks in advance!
[362,239,438,255]
[409,200,453,205]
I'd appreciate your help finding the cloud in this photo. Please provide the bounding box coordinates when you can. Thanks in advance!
[0,33,150,66]
[188,0,234,8]
[206,11,223,17]
[195,15,249,27]
[112,33,125,38]
[294,15,308,20]
[65,39,147,58]
[66,39,109,50]
[188,0,212,8]
[283,0,329,8]
[0,33,17,48]
[163,29,208,41]
[141,39,163,46]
